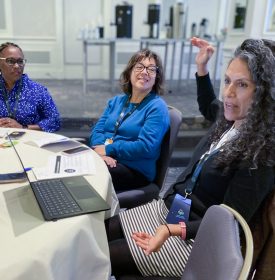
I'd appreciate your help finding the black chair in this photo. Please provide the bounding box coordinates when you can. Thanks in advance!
[117,106,183,209]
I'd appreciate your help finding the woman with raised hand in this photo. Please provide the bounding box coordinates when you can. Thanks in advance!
[106,38,275,278]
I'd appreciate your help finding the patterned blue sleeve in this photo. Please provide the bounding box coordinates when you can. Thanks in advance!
[9,75,60,132]
[34,85,61,132]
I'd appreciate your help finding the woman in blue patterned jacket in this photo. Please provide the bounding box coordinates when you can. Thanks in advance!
[0,42,60,132]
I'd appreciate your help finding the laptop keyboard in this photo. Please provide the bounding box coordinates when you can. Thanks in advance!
[31,179,82,220]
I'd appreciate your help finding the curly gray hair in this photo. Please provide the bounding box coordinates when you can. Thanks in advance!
[211,39,275,171]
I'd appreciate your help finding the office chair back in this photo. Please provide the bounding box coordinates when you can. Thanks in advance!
[181,204,253,280]
[155,106,183,187]
[117,106,182,209]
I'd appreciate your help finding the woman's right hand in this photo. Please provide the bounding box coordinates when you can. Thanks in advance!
[132,225,170,256]
[191,37,215,76]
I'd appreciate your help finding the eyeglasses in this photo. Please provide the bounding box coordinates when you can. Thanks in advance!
[133,63,158,76]
[0,57,27,67]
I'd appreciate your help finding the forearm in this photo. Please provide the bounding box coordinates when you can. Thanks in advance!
[197,63,209,77]
[196,73,219,122]
[159,223,186,240]
[25,124,41,131]
[36,117,60,132]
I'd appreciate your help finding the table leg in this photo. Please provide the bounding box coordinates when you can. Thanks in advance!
[178,40,185,90]
[110,41,116,93]
[186,43,193,84]
[83,40,88,94]
[169,40,176,90]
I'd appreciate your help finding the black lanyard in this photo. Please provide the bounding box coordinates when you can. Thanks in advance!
[111,93,150,139]
[0,78,23,118]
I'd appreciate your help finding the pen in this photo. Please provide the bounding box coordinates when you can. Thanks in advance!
[24,167,32,172]
[54,155,61,173]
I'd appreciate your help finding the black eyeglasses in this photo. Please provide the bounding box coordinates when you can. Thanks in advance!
[133,63,158,76]
[0,57,27,67]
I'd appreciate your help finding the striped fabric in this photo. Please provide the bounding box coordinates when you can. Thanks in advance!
[119,200,193,277]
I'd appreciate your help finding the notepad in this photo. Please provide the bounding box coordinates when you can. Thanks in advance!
[26,134,71,148]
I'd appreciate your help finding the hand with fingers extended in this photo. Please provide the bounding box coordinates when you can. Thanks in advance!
[132,225,171,256]
[190,37,215,76]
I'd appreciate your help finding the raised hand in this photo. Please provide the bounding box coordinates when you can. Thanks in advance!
[191,37,215,76]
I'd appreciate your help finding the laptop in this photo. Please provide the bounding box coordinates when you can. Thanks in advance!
[7,133,110,221]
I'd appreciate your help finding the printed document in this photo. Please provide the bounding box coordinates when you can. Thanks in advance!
[32,153,96,180]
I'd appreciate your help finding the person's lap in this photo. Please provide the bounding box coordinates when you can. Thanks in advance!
[107,163,150,191]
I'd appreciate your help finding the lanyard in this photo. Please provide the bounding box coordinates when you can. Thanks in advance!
[184,126,238,197]
[0,78,23,118]
[111,93,151,139]
[184,148,221,198]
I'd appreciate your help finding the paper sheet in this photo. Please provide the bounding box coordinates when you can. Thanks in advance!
[32,153,96,180]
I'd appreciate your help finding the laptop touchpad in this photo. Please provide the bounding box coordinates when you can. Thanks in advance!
[70,185,96,200]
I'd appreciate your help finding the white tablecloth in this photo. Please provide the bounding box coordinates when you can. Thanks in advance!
[0,129,119,280]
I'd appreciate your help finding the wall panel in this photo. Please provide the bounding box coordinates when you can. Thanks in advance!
[0,0,6,30]
[11,0,55,37]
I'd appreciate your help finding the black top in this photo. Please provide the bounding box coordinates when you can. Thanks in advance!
[164,74,274,239]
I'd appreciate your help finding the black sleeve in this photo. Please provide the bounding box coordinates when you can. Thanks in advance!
[185,220,201,239]
[185,166,274,239]
[223,166,274,223]
[196,73,222,122]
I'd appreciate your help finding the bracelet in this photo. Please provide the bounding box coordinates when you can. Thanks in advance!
[179,221,186,240]
[164,224,171,237]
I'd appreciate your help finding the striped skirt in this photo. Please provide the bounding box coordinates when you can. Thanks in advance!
[119,199,193,277]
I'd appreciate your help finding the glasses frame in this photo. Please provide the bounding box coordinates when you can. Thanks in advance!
[133,63,158,76]
[0,57,27,67]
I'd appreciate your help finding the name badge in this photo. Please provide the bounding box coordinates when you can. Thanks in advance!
[166,194,191,224]
[104,138,113,145]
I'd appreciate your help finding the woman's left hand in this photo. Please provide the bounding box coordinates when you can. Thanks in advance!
[93,145,106,156]
[0,117,22,128]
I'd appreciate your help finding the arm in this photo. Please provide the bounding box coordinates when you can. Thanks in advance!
[90,97,120,146]
[132,223,184,256]
[36,87,60,132]
[196,74,220,122]
[191,37,222,122]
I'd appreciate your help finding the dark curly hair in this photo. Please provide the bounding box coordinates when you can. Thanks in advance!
[210,39,275,171]
[119,49,165,95]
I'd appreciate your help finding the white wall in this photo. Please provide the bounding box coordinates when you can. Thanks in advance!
[219,0,275,97]
[0,0,244,80]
